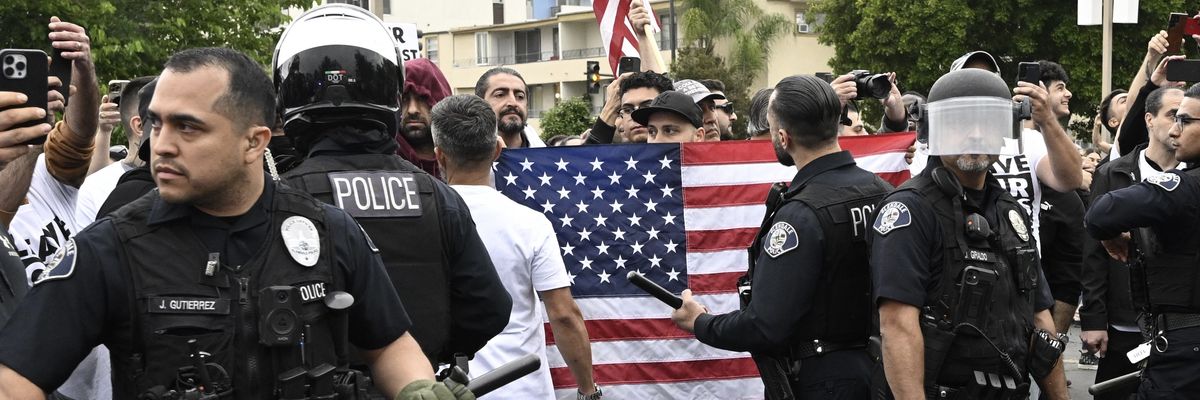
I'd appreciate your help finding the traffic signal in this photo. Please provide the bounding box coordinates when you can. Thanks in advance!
[586,61,601,94]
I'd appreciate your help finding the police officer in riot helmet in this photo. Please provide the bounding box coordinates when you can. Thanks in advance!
[670,75,893,399]
[0,47,468,400]
[1085,82,1200,397]
[273,4,512,370]
[870,68,1069,399]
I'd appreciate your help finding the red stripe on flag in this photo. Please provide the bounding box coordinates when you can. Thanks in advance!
[688,272,742,294]
[546,318,692,344]
[683,183,774,208]
[682,132,917,165]
[686,228,759,252]
[550,358,761,387]
[877,171,911,187]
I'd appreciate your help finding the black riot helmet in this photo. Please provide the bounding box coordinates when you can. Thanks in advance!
[917,68,1029,155]
[273,4,404,148]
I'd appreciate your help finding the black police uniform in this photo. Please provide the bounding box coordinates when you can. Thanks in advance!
[0,177,412,399]
[693,151,892,399]
[283,133,511,365]
[870,161,1057,399]
[1085,167,1200,398]
[0,229,29,326]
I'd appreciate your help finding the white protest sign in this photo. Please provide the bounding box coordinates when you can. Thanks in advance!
[385,22,422,61]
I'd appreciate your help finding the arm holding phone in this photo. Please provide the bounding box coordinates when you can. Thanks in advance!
[86,95,120,176]
[43,16,99,188]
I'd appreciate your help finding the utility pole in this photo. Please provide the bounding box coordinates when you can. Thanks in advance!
[1102,0,1113,96]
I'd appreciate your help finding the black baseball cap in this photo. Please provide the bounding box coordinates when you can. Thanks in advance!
[631,91,703,128]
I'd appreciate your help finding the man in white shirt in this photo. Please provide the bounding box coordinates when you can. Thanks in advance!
[73,76,154,228]
[431,94,600,399]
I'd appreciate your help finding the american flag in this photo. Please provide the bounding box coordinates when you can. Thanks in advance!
[592,0,659,74]
[493,134,915,399]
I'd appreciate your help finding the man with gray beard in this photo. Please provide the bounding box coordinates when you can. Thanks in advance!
[870,69,1068,399]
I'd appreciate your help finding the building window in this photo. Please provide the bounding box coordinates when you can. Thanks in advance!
[494,0,504,25]
[427,37,439,65]
[795,12,826,34]
[329,0,369,11]
[383,0,391,14]
[476,32,490,65]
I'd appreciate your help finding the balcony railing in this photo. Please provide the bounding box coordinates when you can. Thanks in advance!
[561,47,605,60]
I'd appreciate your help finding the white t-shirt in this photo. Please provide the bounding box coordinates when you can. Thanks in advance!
[453,184,571,399]
[991,129,1048,245]
[73,161,135,229]
[8,154,111,399]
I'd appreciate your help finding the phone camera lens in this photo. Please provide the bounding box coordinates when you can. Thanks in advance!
[3,56,13,65]
[3,67,12,77]
[14,61,24,71]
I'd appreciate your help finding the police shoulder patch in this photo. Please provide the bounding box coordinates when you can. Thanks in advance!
[764,221,799,258]
[1146,173,1181,192]
[34,238,77,286]
[873,201,912,236]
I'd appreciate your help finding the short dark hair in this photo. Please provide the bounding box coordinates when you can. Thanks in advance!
[1037,60,1069,85]
[1186,82,1200,100]
[618,71,673,98]
[698,79,725,93]
[163,47,276,130]
[747,88,773,134]
[770,75,841,148]
[1146,87,1183,116]
[1099,89,1127,134]
[118,76,155,133]
[137,78,158,122]
[431,94,498,167]
[474,67,526,98]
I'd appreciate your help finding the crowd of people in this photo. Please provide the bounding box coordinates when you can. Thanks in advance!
[0,2,1198,400]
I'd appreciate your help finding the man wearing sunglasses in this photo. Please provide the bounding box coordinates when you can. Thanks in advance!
[673,79,727,142]
[699,79,737,140]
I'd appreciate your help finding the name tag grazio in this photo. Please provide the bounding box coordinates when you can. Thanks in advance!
[148,296,231,315]
[328,171,423,218]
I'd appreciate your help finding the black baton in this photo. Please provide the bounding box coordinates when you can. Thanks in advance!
[1088,370,1141,395]
[466,353,541,397]
[627,271,683,309]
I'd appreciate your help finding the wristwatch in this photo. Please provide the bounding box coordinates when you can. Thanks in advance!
[577,385,603,400]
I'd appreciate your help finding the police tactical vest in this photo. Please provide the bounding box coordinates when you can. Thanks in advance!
[898,172,1039,384]
[283,153,451,363]
[1134,169,1200,314]
[747,173,892,344]
[109,186,344,399]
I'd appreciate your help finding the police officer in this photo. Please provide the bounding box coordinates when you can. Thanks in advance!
[870,68,1069,399]
[272,4,512,367]
[670,75,893,399]
[1084,82,1200,397]
[0,48,471,400]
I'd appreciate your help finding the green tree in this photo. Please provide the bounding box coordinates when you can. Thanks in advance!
[539,97,593,139]
[812,0,1191,141]
[0,0,315,85]
[671,0,789,137]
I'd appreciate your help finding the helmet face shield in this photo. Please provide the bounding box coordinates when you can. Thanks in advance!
[926,97,1015,156]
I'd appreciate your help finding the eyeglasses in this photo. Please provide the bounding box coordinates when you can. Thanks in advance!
[617,102,651,117]
[1174,115,1200,128]
[713,102,735,114]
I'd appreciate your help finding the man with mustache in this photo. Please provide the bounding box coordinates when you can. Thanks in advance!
[0,47,465,400]
[670,75,892,399]
[474,67,545,148]
[871,68,1068,399]
[395,58,451,178]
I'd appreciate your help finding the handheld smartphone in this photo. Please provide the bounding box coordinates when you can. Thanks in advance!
[1166,59,1200,82]
[1017,62,1041,86]
[617,56,641,76]
[49,48,71,108]
[108,79,129,105]
[1166,13,1200,54]
[0,49,50,145]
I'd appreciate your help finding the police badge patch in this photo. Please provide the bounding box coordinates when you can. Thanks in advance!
[34,238,77,286]
[1146,173,1181,192]
[764,222,799,258]
[873,201,911,236]
[1008,209,1029,242]
[281,216,321,267]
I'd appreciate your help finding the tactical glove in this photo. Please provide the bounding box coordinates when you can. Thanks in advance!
[396,379,476,400]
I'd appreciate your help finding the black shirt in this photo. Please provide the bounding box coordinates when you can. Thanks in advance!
[870,173,1055,311]
[1087,168,1200,245]
[96,166,154,218]
[693,151,879,351]
[0,179,411,391]
[0,229,28,328]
